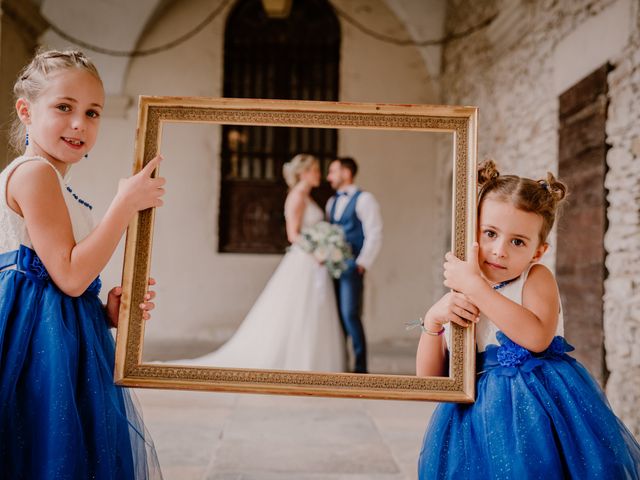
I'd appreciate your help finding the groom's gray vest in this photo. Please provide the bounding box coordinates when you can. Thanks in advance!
[330,190,364,257]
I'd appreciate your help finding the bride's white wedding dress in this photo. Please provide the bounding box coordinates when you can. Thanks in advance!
[179,199,346,372]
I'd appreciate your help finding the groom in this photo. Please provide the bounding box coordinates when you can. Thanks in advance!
[326,157,383,374]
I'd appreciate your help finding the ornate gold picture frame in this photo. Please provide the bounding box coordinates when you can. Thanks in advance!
[114,97,478,402]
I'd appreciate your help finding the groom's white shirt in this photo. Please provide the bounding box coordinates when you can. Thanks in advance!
[326,184,383,271]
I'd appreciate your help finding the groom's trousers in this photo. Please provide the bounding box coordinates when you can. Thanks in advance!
[335,263,367,373]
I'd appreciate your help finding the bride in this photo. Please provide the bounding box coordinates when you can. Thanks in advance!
[178,154,346,372]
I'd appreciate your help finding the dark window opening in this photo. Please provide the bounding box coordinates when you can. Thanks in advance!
[219,0,340,254]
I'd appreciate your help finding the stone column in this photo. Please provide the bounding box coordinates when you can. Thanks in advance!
[0,0,48,167]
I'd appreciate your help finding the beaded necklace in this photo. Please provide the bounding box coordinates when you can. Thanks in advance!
[492,277,518,290]
[65,185,93,210]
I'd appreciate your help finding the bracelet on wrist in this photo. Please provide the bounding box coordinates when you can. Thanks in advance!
[405,317,445,336]
[422,319,445,336]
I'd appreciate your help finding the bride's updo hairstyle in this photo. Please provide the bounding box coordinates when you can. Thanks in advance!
[282,153,319,188]
[477,159,568,245]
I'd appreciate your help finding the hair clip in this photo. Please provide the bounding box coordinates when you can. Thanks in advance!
[540,181,549,191]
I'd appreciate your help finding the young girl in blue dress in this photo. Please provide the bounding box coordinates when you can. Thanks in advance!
[417,160,640,479]
[0,50,165,478]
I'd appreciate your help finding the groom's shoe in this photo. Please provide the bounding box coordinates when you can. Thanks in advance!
[353,364,368,374]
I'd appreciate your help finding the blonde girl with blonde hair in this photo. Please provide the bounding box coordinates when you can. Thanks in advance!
[0,49,164,478]
[417,160,640,478]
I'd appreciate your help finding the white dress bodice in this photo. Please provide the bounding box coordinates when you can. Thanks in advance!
[0,156,95,253]
[301,199,324,228]
[284,194,325,230]
[445,263,565,352]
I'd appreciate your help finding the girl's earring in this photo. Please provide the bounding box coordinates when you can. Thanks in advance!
[84,154,88,158]
[25,133,29,146]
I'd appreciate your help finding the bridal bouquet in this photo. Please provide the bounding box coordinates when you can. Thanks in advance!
[296,221,353,278]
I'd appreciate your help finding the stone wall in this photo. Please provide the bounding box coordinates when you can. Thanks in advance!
[603,12,640,435]
[441,0,640,435]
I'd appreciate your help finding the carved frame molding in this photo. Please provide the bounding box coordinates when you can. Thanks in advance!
[114,96,478,402]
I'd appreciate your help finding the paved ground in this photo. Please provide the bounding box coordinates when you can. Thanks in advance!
[137,388,436,480]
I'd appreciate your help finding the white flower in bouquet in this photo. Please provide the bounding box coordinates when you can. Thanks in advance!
[296,221,353,278]
[313,246,329,263]
[297,235,314,252]
[330,248,344,263]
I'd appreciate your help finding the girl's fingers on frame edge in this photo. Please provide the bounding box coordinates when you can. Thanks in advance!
[449,315,469,328]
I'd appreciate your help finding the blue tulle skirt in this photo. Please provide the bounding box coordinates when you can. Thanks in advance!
[0,246,162,479]
[419,332,640,479]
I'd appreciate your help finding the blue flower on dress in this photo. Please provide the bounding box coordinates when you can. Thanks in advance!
[495,331,531,367]
[29,254,49,280]
[480,332,576,377]
[17,245,50,283]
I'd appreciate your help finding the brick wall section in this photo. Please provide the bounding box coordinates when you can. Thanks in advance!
[603,18,640,434]
[441,0,640,435]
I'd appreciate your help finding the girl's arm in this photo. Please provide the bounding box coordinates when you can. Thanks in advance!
[416,292,479,377]
[284,189,306,244]
[416,326,448,377]
[463,265,559,352]
[444,245,560,352]
[8,156,164,297]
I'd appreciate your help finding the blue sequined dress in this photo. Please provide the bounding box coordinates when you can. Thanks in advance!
[419,264,640,479]
[0,156,162,479]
